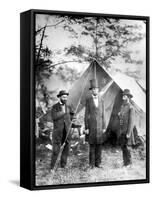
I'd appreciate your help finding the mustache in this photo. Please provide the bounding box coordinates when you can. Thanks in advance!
[122,99,128,103]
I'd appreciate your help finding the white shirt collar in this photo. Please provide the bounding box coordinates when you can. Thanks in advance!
[92,95,98,107]
[92,94,98,99]
[59,100,65,105]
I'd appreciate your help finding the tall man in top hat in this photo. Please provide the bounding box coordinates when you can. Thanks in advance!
[84,79,106,168]
[118,89,135,167]
[50,90,75,170]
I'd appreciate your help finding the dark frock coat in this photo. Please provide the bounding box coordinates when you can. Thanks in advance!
[84,95,106,144]
[118,102,135,146]
[51,102,74,144]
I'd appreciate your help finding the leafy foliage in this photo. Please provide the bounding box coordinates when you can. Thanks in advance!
[55,65,82,83]
[64,17,145,69]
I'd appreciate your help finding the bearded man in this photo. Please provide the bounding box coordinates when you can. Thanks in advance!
[118,89,135,167]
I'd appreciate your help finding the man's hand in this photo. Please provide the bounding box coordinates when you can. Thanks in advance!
[84,129,89,135]
[102,129,106,133]
[126,133,130,139]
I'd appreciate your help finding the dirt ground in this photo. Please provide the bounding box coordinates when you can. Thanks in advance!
[35,140,146,186]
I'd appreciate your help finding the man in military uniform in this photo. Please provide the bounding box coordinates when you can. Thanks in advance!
[118,89,135,167]
[84,79,106,168]
[50,90,75,170]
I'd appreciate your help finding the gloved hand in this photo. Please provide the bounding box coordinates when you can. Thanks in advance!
[84,129,89,135]
[102,129,106,133]
[126,133,131,139]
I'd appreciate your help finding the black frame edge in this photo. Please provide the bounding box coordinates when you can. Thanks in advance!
[20,10,34,190]
[145,16,150,183]
[25,9,150,19]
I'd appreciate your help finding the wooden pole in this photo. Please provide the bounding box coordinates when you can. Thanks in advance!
[95,17,98,59]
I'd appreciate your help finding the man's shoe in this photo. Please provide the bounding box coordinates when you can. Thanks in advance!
[123,163,132,169]
[95,164,103,169]
[49,168,54,173]
[60,164,66,169]
[89,165,95,169]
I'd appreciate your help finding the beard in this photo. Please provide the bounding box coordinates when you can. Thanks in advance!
[61,99,67,104]
[123,99,128,104]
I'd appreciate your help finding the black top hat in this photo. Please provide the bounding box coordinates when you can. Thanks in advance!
[57,90,69,98]
[123,89,133,98]
[89,79,99,90]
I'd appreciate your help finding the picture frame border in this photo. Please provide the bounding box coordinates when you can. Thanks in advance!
[20,9,150,190]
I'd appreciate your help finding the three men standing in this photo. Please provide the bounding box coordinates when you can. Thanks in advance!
[84,79,106,168]
[50,86,135,170]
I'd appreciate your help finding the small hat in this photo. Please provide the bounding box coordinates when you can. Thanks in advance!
[57,90,69,98]
[89,79,99,90]
[123,89,133,98]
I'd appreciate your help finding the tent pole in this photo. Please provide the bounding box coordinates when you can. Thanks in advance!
[94,17,98,81]
[95,17,98,59]
[94,60,97,81]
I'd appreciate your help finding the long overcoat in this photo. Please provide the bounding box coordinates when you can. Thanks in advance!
[51,102,74,144]
[118,102,136,146]
[84,95,106,144]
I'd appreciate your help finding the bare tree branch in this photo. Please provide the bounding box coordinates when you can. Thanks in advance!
[36,26,46,63]
[35,19,65,34]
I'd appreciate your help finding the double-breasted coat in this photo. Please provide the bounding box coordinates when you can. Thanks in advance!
[118,102,135,146]
[51,102,74,144]
[84,95,106,144]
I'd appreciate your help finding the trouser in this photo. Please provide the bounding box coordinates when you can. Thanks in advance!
[89,144,102,167]
[119,133,132,166]
[110,130,117,147]
[50,125,69,169]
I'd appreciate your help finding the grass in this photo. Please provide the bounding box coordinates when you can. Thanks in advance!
[35,142,146,186]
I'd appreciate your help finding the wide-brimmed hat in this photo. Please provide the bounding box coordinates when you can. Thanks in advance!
[89,79,99,90]
[57,90,69,98]
[123,89,133,98]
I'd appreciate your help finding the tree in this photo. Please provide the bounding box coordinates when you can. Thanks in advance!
[64,17,145,69]
[35,15,82,89]
[55,65,82,83]
[35,15,75,104]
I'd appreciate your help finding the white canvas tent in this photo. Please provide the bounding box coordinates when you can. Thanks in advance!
[67,60,146,139]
